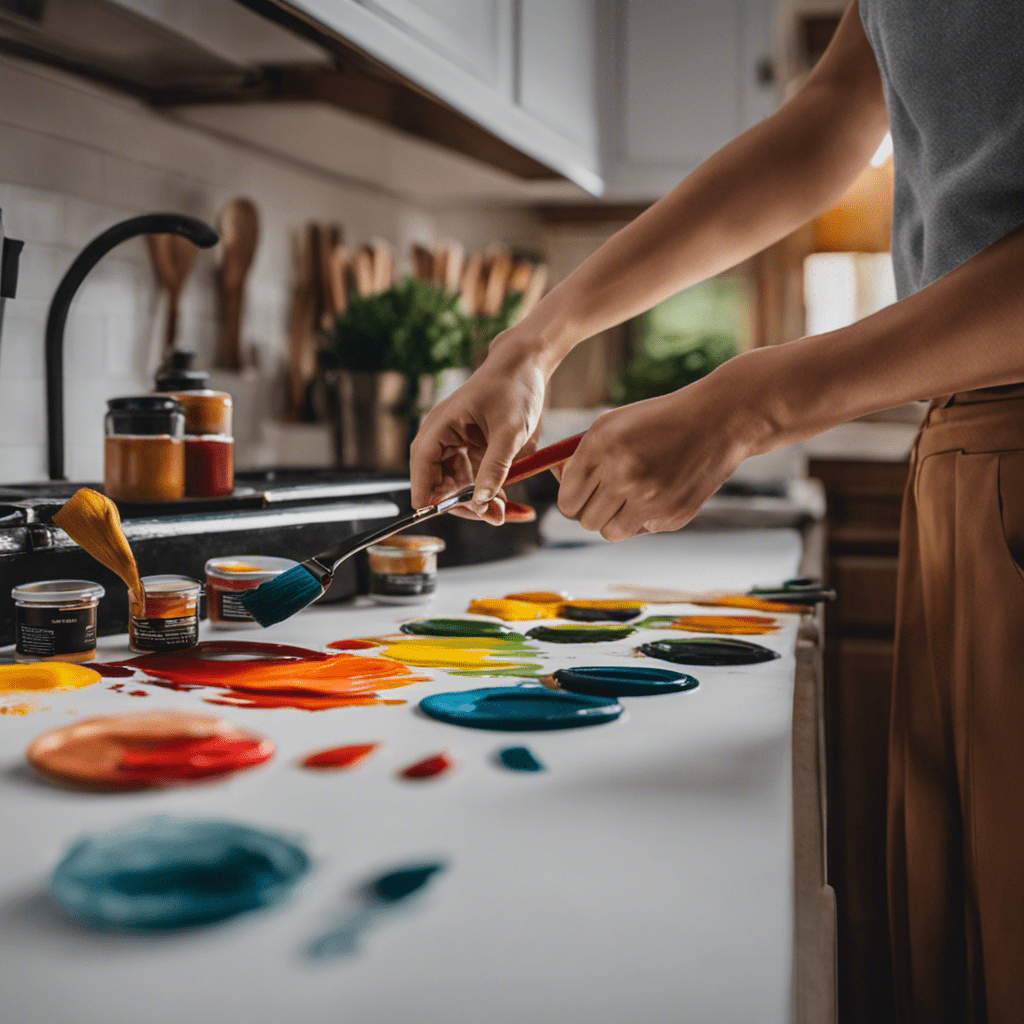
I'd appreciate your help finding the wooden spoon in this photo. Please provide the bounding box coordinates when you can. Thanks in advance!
[146,233,199,362]
[216,199,259,370]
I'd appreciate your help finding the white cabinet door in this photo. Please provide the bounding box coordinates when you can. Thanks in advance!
[604,0,779,198]
[359,0,510,91]
[518,0,597,152]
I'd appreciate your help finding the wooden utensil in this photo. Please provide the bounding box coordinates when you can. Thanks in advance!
[328,244,351,316]
[519,263,548,317]
[317,224,341,327]
[146,233,199,362]
[215,198,259,370]
[369,239,393,294]
[287,226,318,419]
[459,253,484,316]
[440,240,464,292]
[508,258,534,294]
[482,249,513,316]
[412,244,434,281]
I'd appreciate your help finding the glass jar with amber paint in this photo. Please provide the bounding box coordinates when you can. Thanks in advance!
[367,535,446,605]
[129,575,201,653]
[104,396,185,503]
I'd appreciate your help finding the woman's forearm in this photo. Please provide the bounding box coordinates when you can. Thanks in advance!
[735,221,1024,452]
[506,1,887,377]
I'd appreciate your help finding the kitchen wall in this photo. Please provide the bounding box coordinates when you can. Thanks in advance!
[0,55,541,484]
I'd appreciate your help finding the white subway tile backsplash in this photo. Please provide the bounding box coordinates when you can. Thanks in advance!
[0,377,47,446]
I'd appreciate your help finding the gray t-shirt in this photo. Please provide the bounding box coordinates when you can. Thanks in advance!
[860,0,1024,297]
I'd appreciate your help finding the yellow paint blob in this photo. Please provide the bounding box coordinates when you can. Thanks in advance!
[0,662,102,693]
[362,635,541,676]
[559,599,646,611]
[466,598,561,621]
[214,562,267,573]
[667,614,779,636]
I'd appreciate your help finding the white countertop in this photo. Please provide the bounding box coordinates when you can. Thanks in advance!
[0,529,805,1024]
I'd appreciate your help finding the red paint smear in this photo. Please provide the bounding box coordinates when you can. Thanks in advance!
[118,735,274,783]
[302,742,379,770]
[128,690,148,697]
[101,640,427,712]
[327,639,378,651]
[108,683,124,692]
[93,664,136,679]
[400,751,453,779]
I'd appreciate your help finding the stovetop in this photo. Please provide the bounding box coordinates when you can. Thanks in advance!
[0,468,410,525]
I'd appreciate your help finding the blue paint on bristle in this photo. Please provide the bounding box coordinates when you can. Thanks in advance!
[240,563,324,627]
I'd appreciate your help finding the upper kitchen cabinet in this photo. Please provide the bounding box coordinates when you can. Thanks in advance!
[281,0,603,194]
[601,0,779,200]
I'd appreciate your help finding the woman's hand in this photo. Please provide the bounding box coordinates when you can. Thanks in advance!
[556,363,772,540]
[410,335,547,525]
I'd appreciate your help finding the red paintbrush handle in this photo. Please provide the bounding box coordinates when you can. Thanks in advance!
[505,432,583,486]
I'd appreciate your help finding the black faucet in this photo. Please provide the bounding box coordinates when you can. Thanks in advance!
[45,213,218,480]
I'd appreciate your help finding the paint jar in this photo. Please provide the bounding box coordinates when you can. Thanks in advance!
[12,580,105,663]
[155,351,234,498]
[366,535,446,605]
[184,435,234,498]
[129,575,201,653]
[205,556,298,629]
[104,396,186,503]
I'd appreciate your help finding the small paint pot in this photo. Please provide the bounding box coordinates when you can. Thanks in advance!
[366,535,446,605]
[205,556,298,630]
[11,580,105,663]
[129,575,202,653]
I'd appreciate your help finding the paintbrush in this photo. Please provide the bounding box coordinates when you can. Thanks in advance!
[53,488,145,609]
[241,432,585,628]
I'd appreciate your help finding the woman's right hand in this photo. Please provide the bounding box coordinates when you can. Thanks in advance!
[410,334,547,525]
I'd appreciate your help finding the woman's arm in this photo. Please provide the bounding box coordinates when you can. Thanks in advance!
[410,1,887,513]
[557,221,1024,541]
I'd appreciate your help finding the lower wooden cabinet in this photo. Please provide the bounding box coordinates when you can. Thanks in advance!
[809,458,909,1024]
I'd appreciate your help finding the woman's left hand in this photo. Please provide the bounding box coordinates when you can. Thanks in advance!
[556,368,770,541]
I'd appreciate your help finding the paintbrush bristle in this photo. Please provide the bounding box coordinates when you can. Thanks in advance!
[240,564,324,627]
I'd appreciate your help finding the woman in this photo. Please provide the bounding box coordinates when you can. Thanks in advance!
[410,3,1024,1019]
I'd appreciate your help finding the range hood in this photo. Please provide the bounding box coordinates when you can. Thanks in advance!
[0,0,569,187]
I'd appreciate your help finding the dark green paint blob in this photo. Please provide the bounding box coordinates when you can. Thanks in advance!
[371,862,447,902]
[526,623,635,644]
[401,618,521,639]
[497,745,546,772]
[639,637,780,666]
[420,684,623,731]
[560,604,642,622]
[50,816,310,930]
[553,665,698,697]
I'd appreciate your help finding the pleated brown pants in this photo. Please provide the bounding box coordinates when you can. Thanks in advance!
[890,388,1024,1023]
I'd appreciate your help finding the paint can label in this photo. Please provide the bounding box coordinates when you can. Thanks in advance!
[130,614,199,652]
[370,571,435,598]
[16,606,96,657]
[213,590,253,623]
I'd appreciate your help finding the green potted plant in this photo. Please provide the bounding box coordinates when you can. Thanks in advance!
[320,279,471,470]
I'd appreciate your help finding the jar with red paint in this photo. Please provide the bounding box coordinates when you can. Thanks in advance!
[154,351,234,498]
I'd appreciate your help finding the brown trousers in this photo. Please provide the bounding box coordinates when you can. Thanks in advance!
[890,388,1024,1023]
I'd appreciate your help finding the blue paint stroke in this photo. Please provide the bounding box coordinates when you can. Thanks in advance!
[306,861,447,961]
[50,816,310,930]
[497,746,546,772]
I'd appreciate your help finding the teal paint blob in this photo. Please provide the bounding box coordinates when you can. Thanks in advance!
[400,618,522,639]
[526,623,635,644]
[50,816,310,930]
[553,665,698,697]
[560,604,642,622]
[372,862,447,902]
[420,684,623,731]
[639,637,780,666]
[497,746,546,772]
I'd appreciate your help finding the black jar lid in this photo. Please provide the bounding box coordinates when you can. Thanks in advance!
[154,350,208,392]
[107,396,185,414]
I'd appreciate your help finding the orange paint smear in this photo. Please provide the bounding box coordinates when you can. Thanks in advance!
[302,742,379,770]
[214,562,268,573]
[699,595,810,614]
[118,735,273,783]
[469,593,647,621]
[668,614,779,635]
[400,751,453,779]
[0,702,36,716]
[103,640,428,712]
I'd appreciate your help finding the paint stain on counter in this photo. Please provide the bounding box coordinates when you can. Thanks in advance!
[637,613,779,636]
[27,710,274,790]
[302,743,380,770]
[97,641,428,711]
[468,593,646,622]
[0,702,38,716]
[497,746,545,772]
[0,662,101,693]
[399,752,454,780]
[336,634,542,678]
